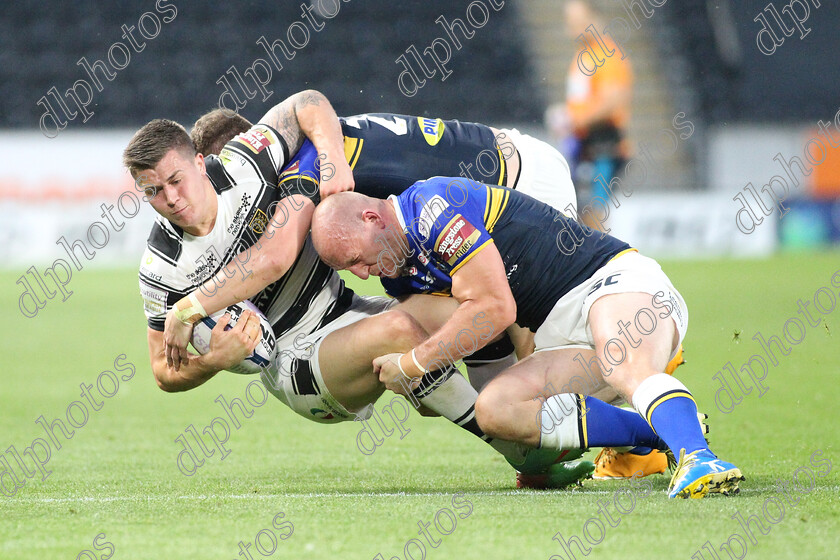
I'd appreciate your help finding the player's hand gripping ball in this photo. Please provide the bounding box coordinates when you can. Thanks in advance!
[190,300,277,374]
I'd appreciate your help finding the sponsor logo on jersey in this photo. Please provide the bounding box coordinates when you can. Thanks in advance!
[219,148,247,167]
[227,194,252,235]
[450,230,480,265]
[140,281,167,315]
[435,214,480,265]
[140,266,162,282]
[249,209,269,234]
[236,127,272,153]
[186,260,214,284]
[418,117,445,146]
[417,194,450,239]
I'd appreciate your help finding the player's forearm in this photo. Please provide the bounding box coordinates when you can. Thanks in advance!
[284,90,353,197]
[187,196,312,316]
[152,352,220,392]
[409,299,513,376]
[293,90,346,170]
[259,89,338,157]
[192,247,284,316]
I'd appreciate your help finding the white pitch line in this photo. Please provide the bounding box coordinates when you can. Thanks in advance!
[10,486,831,504]
[12,491,518,504]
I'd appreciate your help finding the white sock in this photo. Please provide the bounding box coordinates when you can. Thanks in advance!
[630,373,690,421]
[537,394,581,450]
[414,368,527,463]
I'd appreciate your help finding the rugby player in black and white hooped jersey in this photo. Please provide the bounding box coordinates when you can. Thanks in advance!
[182,100,684,483]
[131,90,345,389]
[126,91,583,486]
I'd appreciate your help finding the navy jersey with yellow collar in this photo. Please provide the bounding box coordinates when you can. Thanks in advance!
[277,113,511,198]
[382,177,631,331]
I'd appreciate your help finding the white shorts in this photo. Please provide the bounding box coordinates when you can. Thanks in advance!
[533,251,688,360]
[501,128,577,218]
[260,294,396,424]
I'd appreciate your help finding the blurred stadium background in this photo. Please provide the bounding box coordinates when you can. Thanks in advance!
[2,2,839,559]
[2,0,840,269]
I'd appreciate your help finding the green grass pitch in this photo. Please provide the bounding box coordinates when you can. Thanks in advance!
[2,251,839,560]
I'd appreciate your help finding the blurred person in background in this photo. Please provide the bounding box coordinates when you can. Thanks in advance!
[546,0,632,231]
[547,1,679,480]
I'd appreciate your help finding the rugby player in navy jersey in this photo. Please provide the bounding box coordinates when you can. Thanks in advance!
[185,102,682,482]
[128,91,596,489]
[310,178,743,499]
[192,109,576,215]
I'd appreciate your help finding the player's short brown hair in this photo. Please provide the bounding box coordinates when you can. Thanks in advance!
[123,119,195,177]
[191,109,253,156]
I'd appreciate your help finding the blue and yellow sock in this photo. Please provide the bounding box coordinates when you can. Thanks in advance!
[538,394,666,450]
[632,373,708,455]
[579,395,666,449]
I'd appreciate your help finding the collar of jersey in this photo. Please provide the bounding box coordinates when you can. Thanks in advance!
[388,194,407,232]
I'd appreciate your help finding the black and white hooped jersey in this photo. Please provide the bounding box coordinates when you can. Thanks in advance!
[138,124,351,349]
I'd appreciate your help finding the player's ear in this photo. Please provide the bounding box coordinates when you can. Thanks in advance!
[361,209,381,226]
[194,152,206,174]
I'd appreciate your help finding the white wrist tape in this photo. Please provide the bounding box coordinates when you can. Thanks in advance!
[411,348,429,375]
[174,293,207,325]
[396,353,418,385]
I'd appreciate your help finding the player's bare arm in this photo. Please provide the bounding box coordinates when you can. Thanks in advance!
[374,244,516,391]
[149,311,260,392]
[259,89,354,197]
[163,194,314,370]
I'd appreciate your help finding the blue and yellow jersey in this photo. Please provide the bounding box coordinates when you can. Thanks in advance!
[277,138,322,200]
[381,177,631,331]
[277,113,511,198]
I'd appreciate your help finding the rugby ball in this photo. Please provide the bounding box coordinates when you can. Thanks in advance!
[190,300,277,374]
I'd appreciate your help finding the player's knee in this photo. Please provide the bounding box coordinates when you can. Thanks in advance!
[380,310,426,347]
[606,359,660,393]
[474,388,505,437]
